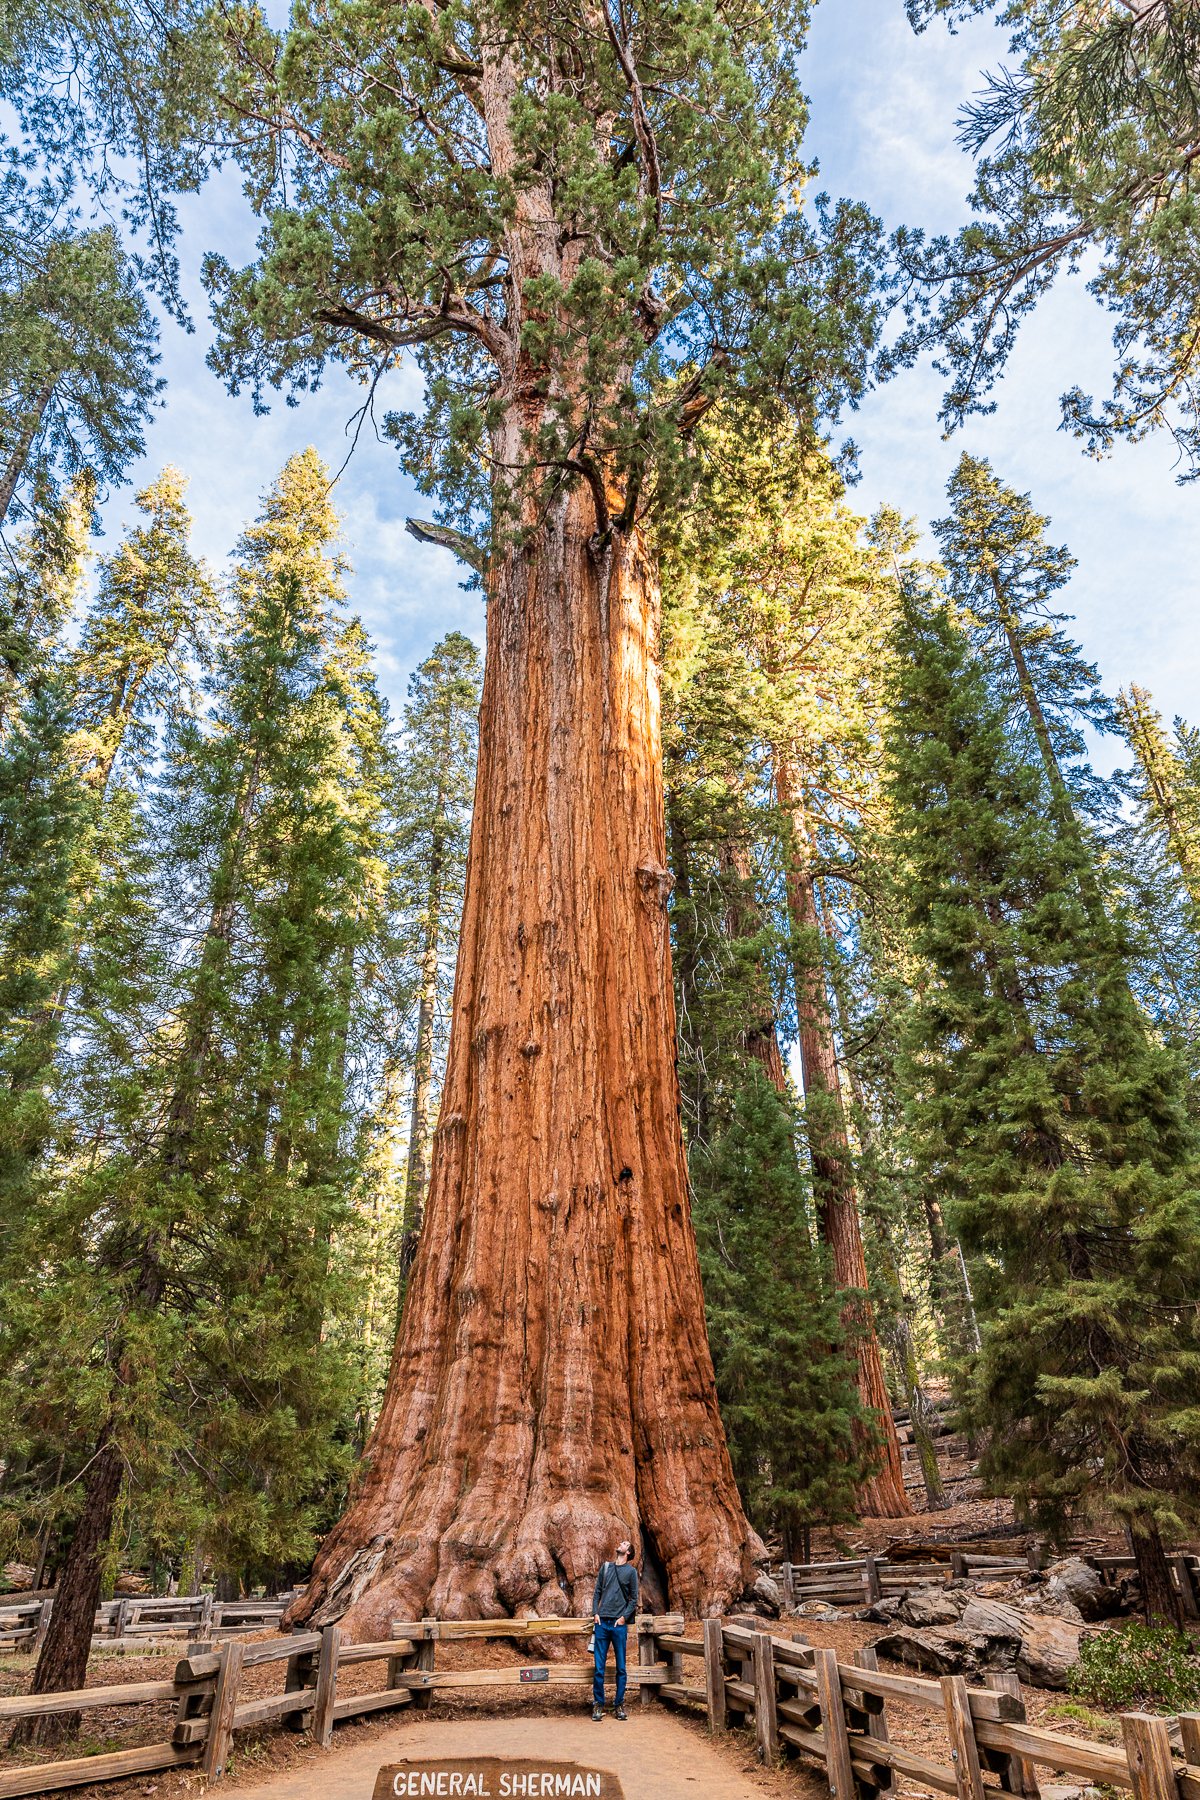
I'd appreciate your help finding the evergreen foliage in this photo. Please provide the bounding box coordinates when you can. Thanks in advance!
[693,1072,875,1555]
[888,583,1200,1614]
[897,1,1200,476]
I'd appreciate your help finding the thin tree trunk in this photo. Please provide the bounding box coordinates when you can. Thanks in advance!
[666,790,709,1147]
[1128,1516,1183,1630]
[398,840,443,1280]
[720,836,789,1094]
[771,751,910,1518]
[289,487,761,1637]
[8,1437,123,1748]
[0,382,54,531]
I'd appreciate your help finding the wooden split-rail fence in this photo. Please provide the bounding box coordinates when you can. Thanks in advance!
[772,1551,1200,1617]
[2,1611,1200,1800]
[0,1596,289,1657]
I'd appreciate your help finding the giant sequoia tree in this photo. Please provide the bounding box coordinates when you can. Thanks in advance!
[206,0,882,1629]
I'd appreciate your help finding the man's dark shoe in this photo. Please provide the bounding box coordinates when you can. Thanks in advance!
[591,1706,604,1722]
[614,1705,627,1721]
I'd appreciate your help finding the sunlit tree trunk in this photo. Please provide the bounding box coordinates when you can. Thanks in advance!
[771,750,910,1517]
[293,487,760,1634]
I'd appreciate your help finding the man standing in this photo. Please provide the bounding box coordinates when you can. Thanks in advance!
[591,1538,639,1721]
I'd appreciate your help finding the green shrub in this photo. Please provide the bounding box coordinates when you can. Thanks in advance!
[1069,1624,1200,1713]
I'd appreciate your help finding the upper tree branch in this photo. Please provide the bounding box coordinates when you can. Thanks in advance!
[600,0,663,231]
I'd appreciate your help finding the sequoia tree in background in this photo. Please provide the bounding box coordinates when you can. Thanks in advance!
[206,0,882,1627]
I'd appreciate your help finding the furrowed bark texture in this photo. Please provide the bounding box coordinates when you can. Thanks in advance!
[773,752,910,1519]
[292,490,762,1637]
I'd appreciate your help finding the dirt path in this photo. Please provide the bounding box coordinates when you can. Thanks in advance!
[215,1708,807,1800]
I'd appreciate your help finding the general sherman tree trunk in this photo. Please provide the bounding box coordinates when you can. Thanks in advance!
[292,488,761,1636]
[772,751,910,1518]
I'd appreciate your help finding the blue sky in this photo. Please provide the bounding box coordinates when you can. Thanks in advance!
[93,0,1198,736]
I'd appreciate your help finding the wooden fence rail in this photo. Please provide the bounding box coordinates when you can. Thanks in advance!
[0,1595,291,1655]
[2,1610,1198,1800]
[643,1615,1200,1800]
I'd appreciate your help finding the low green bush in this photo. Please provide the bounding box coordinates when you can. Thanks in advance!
[1068,1623,1200,1713]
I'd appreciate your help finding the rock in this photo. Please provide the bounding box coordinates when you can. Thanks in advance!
[873,1594,1083,1688]
[1043,1557,1124,1621]
[857,1596,903,1623]
[750,1573,782,1616]
[898,1585,966,1627]
[872,1624,994,1676]
[1014,1612,1083,1689]
[796,1600,844,1619]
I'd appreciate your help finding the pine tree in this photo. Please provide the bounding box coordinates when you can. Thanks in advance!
[694,1072,875,1559]
[0,229,160,527]
[888,584,1200,1626]
[0,473,92,737]
[899,0,1200,475]
[3,450,392,1721]
[390,632,480,1280]
[933,454,1113,830]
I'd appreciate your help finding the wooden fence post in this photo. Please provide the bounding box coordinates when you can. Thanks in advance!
[751,1632,778,1765]
[851,1646,893,1795]
[942,1675,985,1800]
[1122,1713,1180,1800]
[283,1639,319,1732]
[202,1639,246,1779]
[411,1619,436,1711]
[32,1599,52,1657]
[780,1563,794,1609]
[813,1646,856,1800]
[703,1619,726,1734]
[982,1671,1039,1798]
[864,1556,883,1604]
[637,1617,656,1709]
[113,1598,130,1642]
[1178,1716,1200,1770]
[1172,1556,1200,1622]
[950,1553,967,1581]
[197,1593,214,1640]
[312,1624,342,1749]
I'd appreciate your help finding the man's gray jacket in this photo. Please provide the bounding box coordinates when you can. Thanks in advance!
[592,1560,639,1623]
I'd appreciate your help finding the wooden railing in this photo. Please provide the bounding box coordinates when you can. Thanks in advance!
[642,1616,1200,1800]
[0,1595,290,1655]
[0,1613,677,1798]
[4,1610,1199,1800]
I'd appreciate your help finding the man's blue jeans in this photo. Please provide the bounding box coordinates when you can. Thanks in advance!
[592,1619,627,1706]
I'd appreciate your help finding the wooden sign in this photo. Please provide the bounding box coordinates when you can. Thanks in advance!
[376,1759,626,1798]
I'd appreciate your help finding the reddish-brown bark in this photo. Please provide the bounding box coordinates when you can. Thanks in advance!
[772,752,910,1519]
[291,489,762,1637]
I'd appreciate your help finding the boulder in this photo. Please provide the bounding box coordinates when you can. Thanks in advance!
[873,1594,1083,1689]
[872,1622,995,1676]
[1014,1612,1085,1689]
[898,1585,967,1627]
[750,1573,782,1616]
[796,1600,844,1619]
[1043,1557,1124,1622]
